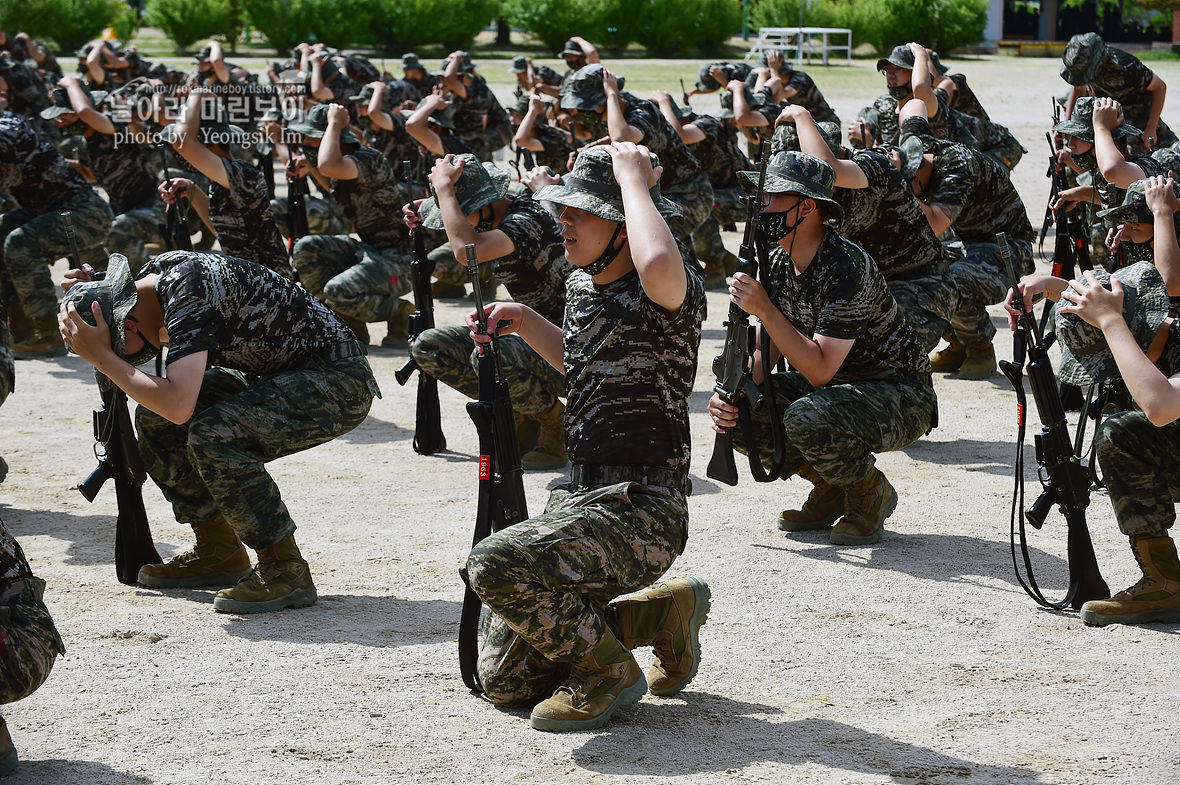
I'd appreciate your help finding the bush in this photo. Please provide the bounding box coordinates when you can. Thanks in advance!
[0,0,123,53]
[146,0,237,51]
[749,0,988,56]
[111,1,143,45]
[632,0,740,56]
[370,0,497,55]
[502,0,597,54]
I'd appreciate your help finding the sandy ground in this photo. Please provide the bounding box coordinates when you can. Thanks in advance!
[0,55,1177,785]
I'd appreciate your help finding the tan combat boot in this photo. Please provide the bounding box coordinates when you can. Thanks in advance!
[778,462,845,532]
[381,299,413,349]
[213,536,317,614]
[529,632,647,732]
[4,303,35,345]
[12,317,66,359]
[958,342,997,380]
[521,400,568,471]
[0,715,17,777]
[830,468,898,545]
[1081,535,1180,627]
[338,315,370,344]
[929,336,966,372]
[138,518,253,589]
[613,576,710,696]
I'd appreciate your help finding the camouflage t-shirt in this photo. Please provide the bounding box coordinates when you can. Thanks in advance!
[946,73,989,121]
[405,72,439,97]
[491,194,570,324]
[208,158,291,277]
[563,261,704,473]
[906,117,1033,244]
[532,123,576,174]
[451,75,505,143]
[0,112,89,213]
[690,114,751,189]
[617,91,701,188]
[1,61,48,118]
[1090,47,1157,128]
[873,89,978,150]
[770,229,930,382]
[834,148,948,279]
[155,251,355,373]
[783,70,839,125]
[331,146,406,248]
[323,72,361,108]
[80,120,159,210]
[364,113,419,171]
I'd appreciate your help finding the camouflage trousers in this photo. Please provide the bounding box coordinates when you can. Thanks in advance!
[0,306,11,404]
[269,195,351,237]
[109,196,167,271]
[410,324,564,416]
[948,238,1032,348]
[690,185,744,275]
[135,354,378,549]
[0,584,63,705]
[292,235,413,322]
[0,189,113,319]
[665,175,716,267]
[731,370,937,487]
[889,271,960,355]
[1095,412,1180,538]
[466,480,688,707]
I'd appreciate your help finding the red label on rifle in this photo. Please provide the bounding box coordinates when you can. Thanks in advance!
[1017,403,1025,427]
[479,455,491,481]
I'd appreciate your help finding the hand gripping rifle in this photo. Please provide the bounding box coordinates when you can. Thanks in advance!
[394,159,446,455]
[706,139,788,486]
[996,231,1109,610]
[286,151,310,262]
[457,242,528,692]
[63,214,162,585]
[157,145,193,252]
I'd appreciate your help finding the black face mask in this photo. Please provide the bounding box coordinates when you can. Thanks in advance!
[59,119,88,136]
[760,200,806,246]
[1071,148,1098,172]
[582,222,626,276]
[888,84,912,101]
[302,145,319,167]
[578,111,607,139]
[1122,239,1154,264]
[475,205,495,233]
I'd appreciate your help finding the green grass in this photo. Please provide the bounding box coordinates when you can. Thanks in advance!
[1138,49,1180,61]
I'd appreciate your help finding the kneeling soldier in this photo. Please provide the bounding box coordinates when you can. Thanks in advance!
[464,144,709,731]
[59,251,380,613]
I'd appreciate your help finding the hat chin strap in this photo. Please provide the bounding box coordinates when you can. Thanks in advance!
[582,222,625,276]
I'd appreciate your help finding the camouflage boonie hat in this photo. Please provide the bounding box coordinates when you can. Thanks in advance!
[40,83,108,120]
[737,151,843,225]
[856,105,880,143]
[286,103,362,145]
[1053,95,1141,143]
[772,121,841,157]
[441,53,476,74]
[696,63,721,92]
[715,83,763,120]
[61,254,157,366]
[1096,177,1180,228]
[667,96,694,120]
[419,154,511,229]
[1055,262,1169,385]
[510,56,529,74]
[897,116,938,183]
[194,44,213,63]
[560,64,624,111]
[401,106,455,129]
[1061,33,1108,86]
[561,40,585,57]
[401,53,423,71]
[928,51,949,76]
[877,44,916,73]
[348,84,393,114]
[533,145,680,223]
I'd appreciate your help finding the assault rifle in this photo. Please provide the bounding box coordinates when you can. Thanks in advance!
[681,78,690,107]
[157,146,193,252]
[457,242,528,692]
[706,139,786,486]
[63,214,161,585]
[1041,130,1091,280]
[996,231,1109,611]
[394,159,446,455]
[286,152,310,261]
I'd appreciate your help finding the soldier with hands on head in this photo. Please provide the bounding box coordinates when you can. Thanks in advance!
[405,152,571,469]
[58,250,380,613]
[707,152,936,545]
[464,143,709,732]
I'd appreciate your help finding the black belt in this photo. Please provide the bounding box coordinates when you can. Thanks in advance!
[314,339,368,363]
[570,464,691,496]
